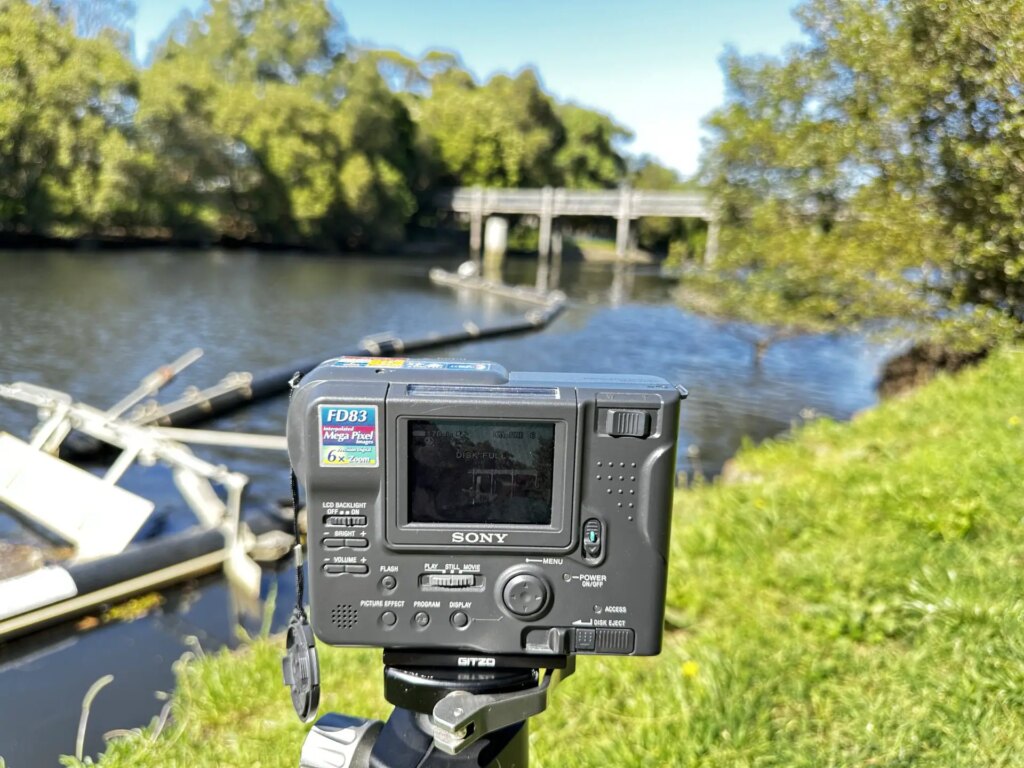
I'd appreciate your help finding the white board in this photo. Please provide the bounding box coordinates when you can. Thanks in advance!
[0,565,77,620]
[0,432,153,561]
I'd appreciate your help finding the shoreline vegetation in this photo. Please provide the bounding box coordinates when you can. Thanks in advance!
[0,231,653,263]
[1,0,699,258]
[69,347,1024,767]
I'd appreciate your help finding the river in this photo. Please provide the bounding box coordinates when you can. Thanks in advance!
[0,249,892,766]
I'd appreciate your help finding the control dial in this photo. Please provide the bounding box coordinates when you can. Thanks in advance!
[500,571,551,619]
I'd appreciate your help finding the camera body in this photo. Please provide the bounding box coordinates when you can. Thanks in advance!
[287,356,682,658]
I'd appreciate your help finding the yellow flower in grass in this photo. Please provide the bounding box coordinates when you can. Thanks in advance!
[682,660,700,679]
[1008,415,1021,428]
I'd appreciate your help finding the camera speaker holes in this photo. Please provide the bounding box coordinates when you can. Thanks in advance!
[597,458,634,505]
[330,604,359,629]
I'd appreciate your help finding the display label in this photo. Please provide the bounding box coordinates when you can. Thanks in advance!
[319,404,378,468]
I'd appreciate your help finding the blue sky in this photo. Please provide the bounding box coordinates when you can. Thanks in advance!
[133,0,804,177]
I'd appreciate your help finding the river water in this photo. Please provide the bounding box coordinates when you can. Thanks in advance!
[0,249,892,765]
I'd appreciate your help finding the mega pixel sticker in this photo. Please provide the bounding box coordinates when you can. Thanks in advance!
[319,404,378,468]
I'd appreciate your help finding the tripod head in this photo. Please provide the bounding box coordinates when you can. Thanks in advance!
[299,652,574,768]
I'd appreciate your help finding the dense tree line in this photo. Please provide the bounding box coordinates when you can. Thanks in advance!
[697,0,1024,347]
[0,0,688,250]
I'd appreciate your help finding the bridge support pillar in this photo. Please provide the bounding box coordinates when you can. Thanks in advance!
[615,185,632,261]
[538,187,554,259]
[469,187,484,265]
[484,216,508,280]
[536,187,554,289]
[469,210,483,264]
[705,217,720,265]
[615,216,630,261]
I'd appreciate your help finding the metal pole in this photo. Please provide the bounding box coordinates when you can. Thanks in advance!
[149,427,288,451]
[106,348,204,419]
[0,550,227,641]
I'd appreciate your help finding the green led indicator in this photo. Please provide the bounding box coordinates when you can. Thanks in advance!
[588,531,597,542]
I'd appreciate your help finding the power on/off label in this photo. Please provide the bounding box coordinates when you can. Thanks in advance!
[319,404,378,467]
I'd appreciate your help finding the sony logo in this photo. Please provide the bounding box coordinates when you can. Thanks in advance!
[451,532,508,544]
[458,657,496,667]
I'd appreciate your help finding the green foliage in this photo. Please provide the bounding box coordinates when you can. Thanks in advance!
[158,0,341,86]
[554,104,631,189]
[701,0,1024,345]
[45,0,136,46]
[679,196,943,333]
[138,0,409,247]
[84,347,1024,765]
[0,1,140,234]
[416,67,564,188]
[0,0,647,248]
[630,155,705,257]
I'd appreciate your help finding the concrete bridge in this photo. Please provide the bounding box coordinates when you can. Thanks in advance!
[435,186,719,264]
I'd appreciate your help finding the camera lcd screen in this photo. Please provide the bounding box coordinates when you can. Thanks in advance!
[408,419,555,525]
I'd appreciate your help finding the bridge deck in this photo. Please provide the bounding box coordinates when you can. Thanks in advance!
[433,185,718,264]
[436,186,712,220]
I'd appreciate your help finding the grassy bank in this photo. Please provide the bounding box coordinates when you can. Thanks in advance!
[77,349,1024,767]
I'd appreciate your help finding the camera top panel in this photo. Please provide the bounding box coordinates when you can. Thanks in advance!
[307,355,681,392]
[314,356,510,384]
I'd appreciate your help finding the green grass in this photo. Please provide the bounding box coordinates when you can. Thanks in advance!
[78,348,1024,767]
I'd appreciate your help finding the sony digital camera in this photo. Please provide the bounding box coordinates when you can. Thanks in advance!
[286,356,683,659]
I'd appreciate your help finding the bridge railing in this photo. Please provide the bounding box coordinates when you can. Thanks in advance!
[435,186,713,220]
[433,185,719,264]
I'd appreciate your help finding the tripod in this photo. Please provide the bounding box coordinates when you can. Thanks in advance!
[298,652,575,768]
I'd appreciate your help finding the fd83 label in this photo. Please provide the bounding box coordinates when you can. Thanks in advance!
[319,404,379,467]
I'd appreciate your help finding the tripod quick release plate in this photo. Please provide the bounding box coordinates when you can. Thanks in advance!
[430,658,575,755]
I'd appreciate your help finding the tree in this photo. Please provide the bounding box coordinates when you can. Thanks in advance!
[628,156,705,258]
[554,104,631,189]
[138,0,348,241]
[138,0,417,246]
[0,1,143,235]
[0,0,677,251]
[699,0,1024,349]
[416,67,564,188]
[330,54,417,244]
[903,1,1024,324]
[42,0,135,45]
[159,0,343,86]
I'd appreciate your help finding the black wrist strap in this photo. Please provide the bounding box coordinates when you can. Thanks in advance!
[287,370,307,618]
[289,466,306,616]
[282,370,319,723]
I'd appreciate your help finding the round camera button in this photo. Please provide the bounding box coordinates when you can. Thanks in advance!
[450,611,470,629]
[501,573,551,618]
[413,611,430,628]
[380,611,397,627]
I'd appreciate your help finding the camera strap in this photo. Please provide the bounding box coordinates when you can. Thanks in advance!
[282,371,320,723]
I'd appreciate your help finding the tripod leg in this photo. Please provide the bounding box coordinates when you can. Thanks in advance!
[300,713,383,768]
[369,707,528,768]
